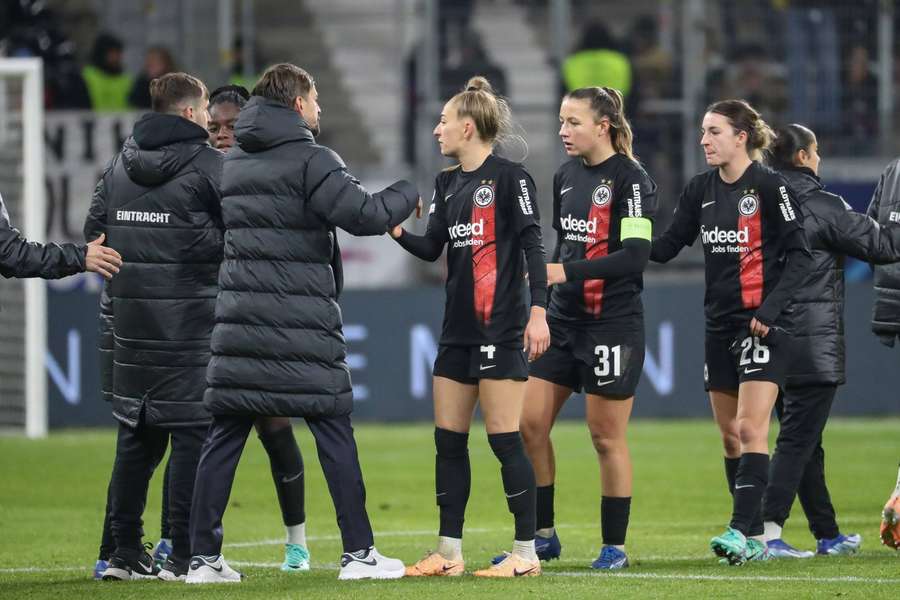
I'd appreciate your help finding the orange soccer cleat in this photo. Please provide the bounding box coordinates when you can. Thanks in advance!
[473,553,541,578]
[881,494,900,550]
[404,552,465,577]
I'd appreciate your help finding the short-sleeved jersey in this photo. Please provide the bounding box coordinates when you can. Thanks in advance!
[548,154,658,327]
[425,155,542,345]
[658,161,805,333]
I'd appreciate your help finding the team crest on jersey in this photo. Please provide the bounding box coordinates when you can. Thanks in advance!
[473,184,494,208]
[738,193,759,217]
[592,183,612,207]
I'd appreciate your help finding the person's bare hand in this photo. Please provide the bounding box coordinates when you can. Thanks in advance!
[85,234,122,279]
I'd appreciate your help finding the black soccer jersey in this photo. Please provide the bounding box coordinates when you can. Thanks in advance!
[652,161,808,333]
[548,154,658,326]
[423,155,545,345]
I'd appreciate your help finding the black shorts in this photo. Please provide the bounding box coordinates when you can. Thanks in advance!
[433,344,529,385]
[529,320,644,399]
[704,328,791,392]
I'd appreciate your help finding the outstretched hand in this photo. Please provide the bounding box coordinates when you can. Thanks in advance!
[85,234,122,279]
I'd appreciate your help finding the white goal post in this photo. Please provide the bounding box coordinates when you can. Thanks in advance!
[0,58,47,438]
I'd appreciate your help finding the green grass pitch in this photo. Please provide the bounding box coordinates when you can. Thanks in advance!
[1,419,898,599]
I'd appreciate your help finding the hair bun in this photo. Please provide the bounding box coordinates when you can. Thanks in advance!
[465,75,494,95]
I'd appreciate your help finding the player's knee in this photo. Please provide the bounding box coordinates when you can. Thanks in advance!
[519,416,550,449]
[435,427,469,458]
[590,432,622,457]
[737,419,766,447]
[721,430,741,456]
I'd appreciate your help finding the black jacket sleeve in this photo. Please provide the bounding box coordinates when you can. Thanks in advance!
[508,167,547,308]
[0,193,86,279]
[84,158,114,241]
[306,147,418,236]
[820,196,900,264]
[755,179,812,325]
[563,237,651,281]
[650,181,700,263]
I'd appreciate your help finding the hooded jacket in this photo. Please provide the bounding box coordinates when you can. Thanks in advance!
[783,166,900,386]
[85,112,223,428]
[867,158,900,343]
[204,97,418,418]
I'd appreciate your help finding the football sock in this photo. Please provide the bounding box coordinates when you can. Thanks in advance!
[764,521,782,541]
[259,426,306,528]
[437,536,463,561]
[512,539,538,562]
[730,452,769,534]
[726,456,764,536]
[601,496,631,546]
[286,523,306,547]
[488,431,536,542]
[536,484,555,532]
[435,428,470,539]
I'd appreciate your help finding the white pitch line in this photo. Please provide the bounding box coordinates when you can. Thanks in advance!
[547,571,900,584]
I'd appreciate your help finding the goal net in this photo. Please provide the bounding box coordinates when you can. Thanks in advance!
[0,58,47,438]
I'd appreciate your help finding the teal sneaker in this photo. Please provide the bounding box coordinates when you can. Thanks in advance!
[281,543,310,572]
[745,538,770,562]
[711,527,748,565]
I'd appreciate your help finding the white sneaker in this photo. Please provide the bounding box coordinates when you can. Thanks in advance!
[338,547,405,580]
[185,555,242,584]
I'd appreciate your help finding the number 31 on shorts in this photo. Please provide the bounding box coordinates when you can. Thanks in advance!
[595,344,622,377]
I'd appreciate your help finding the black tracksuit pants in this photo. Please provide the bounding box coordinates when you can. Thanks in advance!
[190,413,374,556]
[107,421,207,561]
[762,384,840,539]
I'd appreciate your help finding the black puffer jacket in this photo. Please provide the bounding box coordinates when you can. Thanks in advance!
[783,167,900,386]
[89,112,223,428]
[867,158,900,343]
[0,193,86,280]
[205,97,418,418]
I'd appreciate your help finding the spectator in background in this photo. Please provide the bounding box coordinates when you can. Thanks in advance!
[843,43,877,155]
[82,32,132,112]
[706,43,786,121]
[562,22,632,105]
[627,15,672,103]
[129,46,176,109]
[441,29,507,101]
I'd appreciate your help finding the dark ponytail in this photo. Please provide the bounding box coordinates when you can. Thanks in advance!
[769,124,816,170]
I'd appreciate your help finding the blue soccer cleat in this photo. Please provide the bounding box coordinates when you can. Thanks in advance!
[491,530,562,565]
[281,543,311,572]
[591,545,629,570]
[817,533,861,556]
[710,527,748,565]
[766,538,814,559]
[152,538,172,568]
[92,559,108,580]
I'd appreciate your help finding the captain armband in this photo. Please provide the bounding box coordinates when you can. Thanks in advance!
[620,217,652,242]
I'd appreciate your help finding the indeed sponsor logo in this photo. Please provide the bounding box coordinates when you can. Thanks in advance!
[449,219,485,248]
[701,225,748,245]
[561,214,597,243]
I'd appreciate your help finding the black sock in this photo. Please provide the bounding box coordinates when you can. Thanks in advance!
[487,431,536,542]
[601,496,631,546]
[724,456,740,495]
[730,452,769,535]
[259,426,306,527]
[160,459,171,540]
[725,456,763,536]
[435,428,470,538]
[536,484,555,531]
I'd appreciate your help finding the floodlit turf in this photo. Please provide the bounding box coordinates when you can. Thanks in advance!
[1,419,898,599]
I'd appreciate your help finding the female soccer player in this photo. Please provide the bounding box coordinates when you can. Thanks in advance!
[514,86,656,570]
[392,76,550,578]
[762,124,900,557]
[650,100,811,565]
